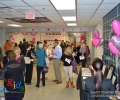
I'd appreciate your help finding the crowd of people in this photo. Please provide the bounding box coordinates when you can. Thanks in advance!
[3,38,117,100]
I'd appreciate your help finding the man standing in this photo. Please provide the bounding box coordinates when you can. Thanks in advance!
[79,40,86,67]
[52,41,62,84]
[4,40,12,55]
[20,39,26,56]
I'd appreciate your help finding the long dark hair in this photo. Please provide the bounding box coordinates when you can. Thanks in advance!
[92,58,103,100]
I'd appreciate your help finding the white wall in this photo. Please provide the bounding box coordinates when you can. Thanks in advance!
[86,32,91,50]
[0,28,6,55]
[94,22,103,59]
[6,32,66,50]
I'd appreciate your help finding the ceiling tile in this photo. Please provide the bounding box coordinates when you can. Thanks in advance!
[92,14,104,18]
[22,0,51,6]
[103,0,120,4]
[77,10,95,14]
[11,6,34,13]
[98,4,118,10]
[87,19,102,26]
[77,0,102,5]
[95,9,111,14]
[33,6,55,11]
[77,15,92,19]
[77,5,99,10]
[39,11,57,14]
[0,0,27,7]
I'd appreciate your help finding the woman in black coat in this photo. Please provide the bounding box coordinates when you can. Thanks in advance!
[4,52,25,100]
[25,44,34,85]
[84,58,115,100]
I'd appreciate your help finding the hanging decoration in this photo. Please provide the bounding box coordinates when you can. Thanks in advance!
[92,30,104,47]
[22,28,28,35]
[30,29,37,36]
[80,28,82,30]
[108,20,120,57]
[47,28,50,31]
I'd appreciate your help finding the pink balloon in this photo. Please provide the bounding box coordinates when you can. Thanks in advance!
[79,34,84,40]
[108,42,119,55]
[11,38,15,43]
[94,30,100,38]
[32,37,36,42]
[99,38,104,46]
[112,20,120,36]
[92,38,100,47]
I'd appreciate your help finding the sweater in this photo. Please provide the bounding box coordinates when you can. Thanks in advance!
[36,46,46,67]
[61,54,73,66]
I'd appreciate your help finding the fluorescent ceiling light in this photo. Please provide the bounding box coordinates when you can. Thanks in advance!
[67,23,77,26]
[0,21,4,23]
[7,24,22,27]
[50,0,75,10]
[62,16,76,21]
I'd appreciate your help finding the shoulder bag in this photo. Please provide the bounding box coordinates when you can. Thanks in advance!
[42,50,49,73]
[24,50,31,64]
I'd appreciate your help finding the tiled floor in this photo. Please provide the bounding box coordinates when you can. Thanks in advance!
[0,62,80,100]
[0,62,117,100]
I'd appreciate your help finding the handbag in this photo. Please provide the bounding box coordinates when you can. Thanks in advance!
[24,51,31,64]
[42,66,49,73]
[71,57,78,74]
[42,50,49,73]
[79,55,85,60]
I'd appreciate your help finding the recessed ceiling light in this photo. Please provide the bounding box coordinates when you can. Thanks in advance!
[62,16,76,21]
[0,21,4,23]
[7,24,22,27]
[50,0,75,10]
[67,23,77,26]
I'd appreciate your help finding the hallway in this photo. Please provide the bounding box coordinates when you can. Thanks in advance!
[24,62,80,100]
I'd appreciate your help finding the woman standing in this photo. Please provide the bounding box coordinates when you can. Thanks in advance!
[25,44,34,85]
[43,44,51,80]
[4,52,25,100]
[36,43,46,88]
[84,58,115,100]
[61,47,75,88]
[13,47,25,76]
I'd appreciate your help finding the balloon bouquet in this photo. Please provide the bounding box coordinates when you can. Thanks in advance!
[11,37,15,44]
[108,20,120,57]
[92,30,104,47]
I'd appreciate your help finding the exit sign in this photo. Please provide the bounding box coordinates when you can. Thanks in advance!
[26,13,35,19]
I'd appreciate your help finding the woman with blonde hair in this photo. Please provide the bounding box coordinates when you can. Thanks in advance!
[13,47,25,76]
[61,47,75,88]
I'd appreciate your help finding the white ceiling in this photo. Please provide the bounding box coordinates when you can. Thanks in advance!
[0,0,119,28]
